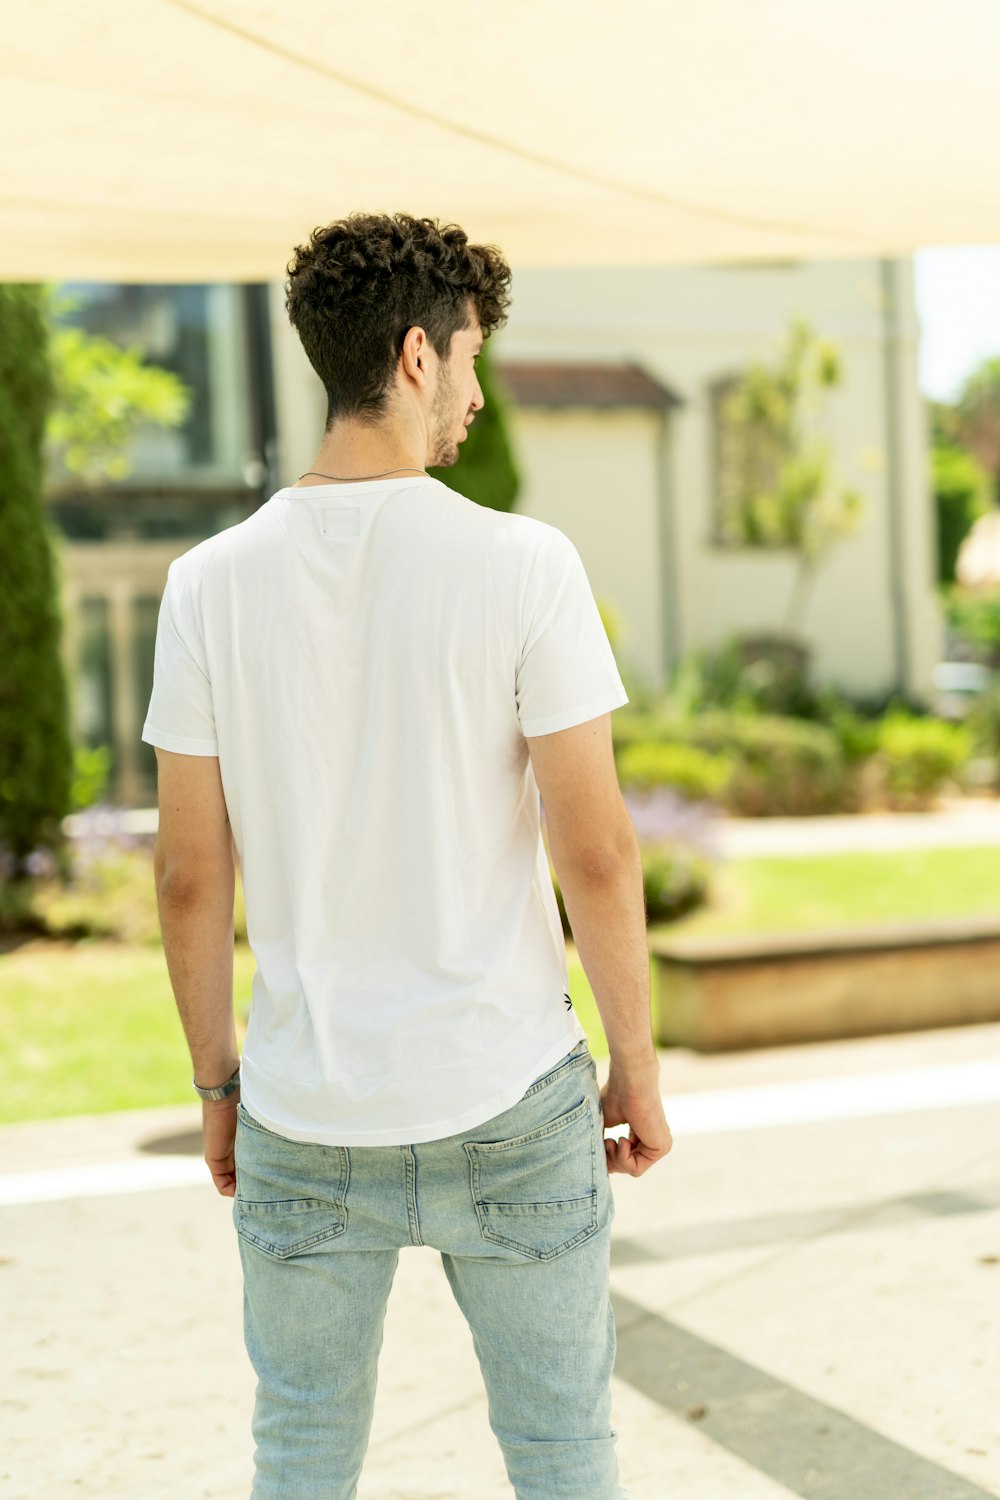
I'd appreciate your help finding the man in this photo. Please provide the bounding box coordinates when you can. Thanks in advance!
[143,210,672,1500]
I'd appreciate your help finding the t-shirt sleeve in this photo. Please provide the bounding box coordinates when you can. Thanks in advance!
[515,527,630,737]
[140,562,220,756]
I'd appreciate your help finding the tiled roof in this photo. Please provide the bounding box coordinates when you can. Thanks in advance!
[493,361,683,410]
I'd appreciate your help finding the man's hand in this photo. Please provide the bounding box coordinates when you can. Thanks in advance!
[202,1095,240,1197]
[599,1069,673,1178]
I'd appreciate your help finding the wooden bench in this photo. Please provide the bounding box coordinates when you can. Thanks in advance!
[648,915,1000,1052]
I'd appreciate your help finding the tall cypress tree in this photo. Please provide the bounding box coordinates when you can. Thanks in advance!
[0,284,74,882]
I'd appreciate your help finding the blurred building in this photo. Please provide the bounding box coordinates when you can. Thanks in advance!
[50,258,940,807]
[49,283,277,807]
[482,258,938,705]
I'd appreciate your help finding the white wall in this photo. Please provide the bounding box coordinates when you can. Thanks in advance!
[505,408,666,689]
[268,280,326,487]
[489,256,941,699]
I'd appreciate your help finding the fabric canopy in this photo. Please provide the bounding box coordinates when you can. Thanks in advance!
[2,0,998,282]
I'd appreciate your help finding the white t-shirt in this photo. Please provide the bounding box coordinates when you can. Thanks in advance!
[141,475,629,1145]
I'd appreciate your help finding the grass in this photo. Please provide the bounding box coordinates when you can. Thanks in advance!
[669,847,1000,937]
[0,939,257,1125]
[5,844,1000,1122]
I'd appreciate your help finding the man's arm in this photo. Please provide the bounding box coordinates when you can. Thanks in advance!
[152,747,240,1195]
[524,713,672,1178]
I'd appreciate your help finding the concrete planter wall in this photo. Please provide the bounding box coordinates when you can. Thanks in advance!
[650,916,1000,1052]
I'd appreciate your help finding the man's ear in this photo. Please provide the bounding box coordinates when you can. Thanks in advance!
[400,325,428,381]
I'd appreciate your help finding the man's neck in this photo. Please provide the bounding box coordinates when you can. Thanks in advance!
[296,421,428,486]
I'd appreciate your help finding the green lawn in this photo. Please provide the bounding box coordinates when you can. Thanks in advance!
[4,844,999,1123]
[0,940,257,1125]
[668,846,1000,937]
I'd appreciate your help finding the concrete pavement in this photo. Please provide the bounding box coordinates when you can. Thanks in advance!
[2,1021,999,1499]
[716,796,1000,859]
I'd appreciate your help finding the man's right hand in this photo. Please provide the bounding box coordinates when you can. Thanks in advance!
[599,1068,673,1177]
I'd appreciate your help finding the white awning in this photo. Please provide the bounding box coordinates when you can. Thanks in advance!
[2,0,998,281]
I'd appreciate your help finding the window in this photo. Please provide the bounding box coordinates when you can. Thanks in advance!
[708,372,786,548]
[51,283,251,484]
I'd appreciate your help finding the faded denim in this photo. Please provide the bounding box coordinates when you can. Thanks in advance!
[233,1037,629,1499]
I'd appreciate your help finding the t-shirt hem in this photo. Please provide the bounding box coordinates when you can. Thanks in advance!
[238,1021,591,1147]
[519,686,630,738]
[141,723,220,755]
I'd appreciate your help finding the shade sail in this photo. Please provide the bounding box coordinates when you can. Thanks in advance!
[2,0,998,282]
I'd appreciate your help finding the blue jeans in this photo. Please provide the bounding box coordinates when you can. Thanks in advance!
[233,1037,629,1499]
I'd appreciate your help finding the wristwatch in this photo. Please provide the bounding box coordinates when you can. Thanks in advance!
[193,1063,241,1101]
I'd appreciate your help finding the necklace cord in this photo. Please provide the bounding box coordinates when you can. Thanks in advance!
[297,466,429,483]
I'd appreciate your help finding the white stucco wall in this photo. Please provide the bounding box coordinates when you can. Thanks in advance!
[490,256,942,700]
[503,408,665,691]
[268,280,326,487]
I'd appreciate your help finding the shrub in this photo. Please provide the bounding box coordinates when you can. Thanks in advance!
[671,633,820,719]
[0,876,48,938]
[616,741,733,801]
[611,707,678,754]
[639,843,713,924]
[70,743,114,811]
[0,805,250,945]
[614,706,859,815]
[30,846,164,946]
[814,691,881,763]
[680,711,856,816]
[943,588,1000,668]
[612,682,978,815]
[966,680,1000,778]
[873,715,973,809]
[932,444,992,584]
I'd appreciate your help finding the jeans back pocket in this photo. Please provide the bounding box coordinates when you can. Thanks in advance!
[234,1105,350,1259]
[464,1094,598,1261]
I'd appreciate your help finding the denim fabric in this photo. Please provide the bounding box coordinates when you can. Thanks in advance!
[233,1037,629,1499]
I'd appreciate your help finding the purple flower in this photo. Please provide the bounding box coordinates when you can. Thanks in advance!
[621,787,723,863]
[24,848,59,879]
[62,802,151,881]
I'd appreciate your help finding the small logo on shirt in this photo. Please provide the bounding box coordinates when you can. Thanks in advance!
[564,992,573,1010]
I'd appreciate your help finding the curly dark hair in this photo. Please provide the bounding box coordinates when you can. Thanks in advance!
[284,211,513,428]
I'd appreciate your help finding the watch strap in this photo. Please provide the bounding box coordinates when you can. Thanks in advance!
[193,1064,241,1101]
